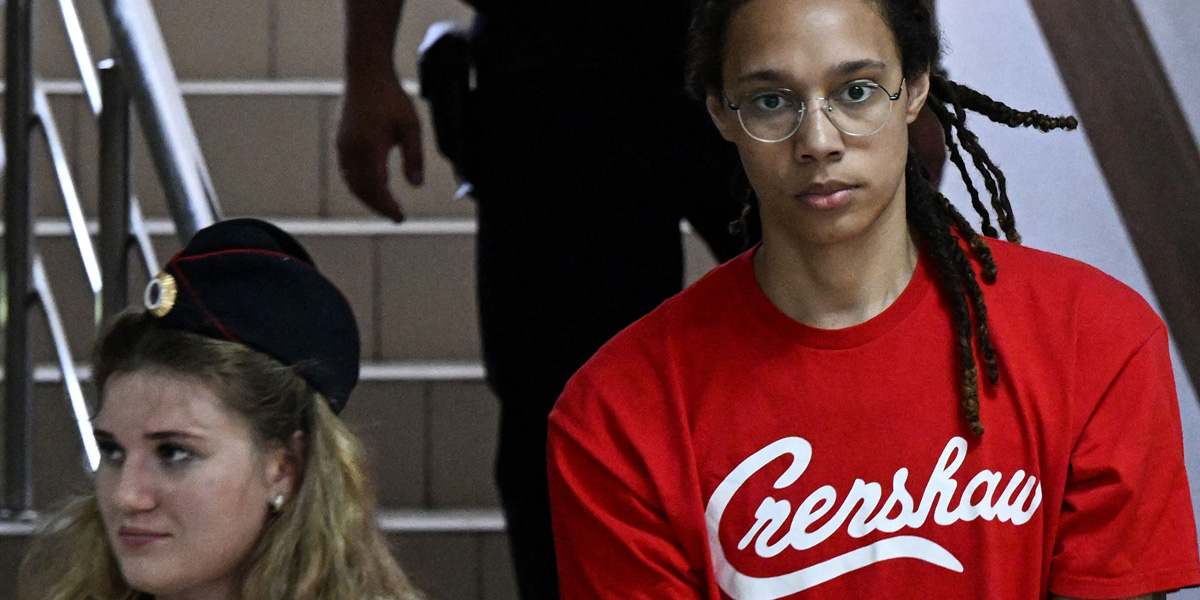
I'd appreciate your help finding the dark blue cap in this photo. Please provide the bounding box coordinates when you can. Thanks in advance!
[144,218,360,413]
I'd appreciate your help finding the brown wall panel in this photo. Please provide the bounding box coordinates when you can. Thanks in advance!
[1028,0,1200,393]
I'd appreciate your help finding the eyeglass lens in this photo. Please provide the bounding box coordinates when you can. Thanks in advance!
[736,81,898,142]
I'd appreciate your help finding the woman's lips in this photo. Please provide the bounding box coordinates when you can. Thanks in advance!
[118,527,170,550]
[797,185,858,210]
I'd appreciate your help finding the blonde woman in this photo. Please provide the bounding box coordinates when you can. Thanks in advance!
[19,218,422,600]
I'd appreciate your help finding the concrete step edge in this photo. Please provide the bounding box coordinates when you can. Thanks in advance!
[0,507,503,536]
[3,217,697,237]
[3,217,478,237]
[13,78,418,98]
[1,360,485,383]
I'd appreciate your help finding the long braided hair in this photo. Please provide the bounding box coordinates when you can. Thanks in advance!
[686,0,1077,435]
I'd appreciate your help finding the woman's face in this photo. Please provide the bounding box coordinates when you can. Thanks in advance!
[707,0,929,250]
[93,370,295,599]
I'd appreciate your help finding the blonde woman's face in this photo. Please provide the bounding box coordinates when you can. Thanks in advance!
[93,370,293,599]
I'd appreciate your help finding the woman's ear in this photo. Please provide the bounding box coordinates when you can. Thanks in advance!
[707,93,739,142]
[905,70,932,125]
[265,431,304,497]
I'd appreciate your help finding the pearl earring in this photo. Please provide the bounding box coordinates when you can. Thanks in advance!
[269,493,285,512]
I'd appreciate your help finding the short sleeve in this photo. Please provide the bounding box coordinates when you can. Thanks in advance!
[1049,325,1200,598]
[548,371,708,599]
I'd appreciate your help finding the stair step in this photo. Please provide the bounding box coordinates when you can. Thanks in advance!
[3,224,485,363]
[8,80,472,221]
[3,359,485,383]
[0,509,515,600]
[7,373,500,512]
[20,0,476,80]
[0,507,502,536]
[2,219,718,363]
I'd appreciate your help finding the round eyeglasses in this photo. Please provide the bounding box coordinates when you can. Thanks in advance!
[724,78,905,142]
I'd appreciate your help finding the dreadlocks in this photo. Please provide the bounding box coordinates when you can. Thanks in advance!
[686,0,1078,435]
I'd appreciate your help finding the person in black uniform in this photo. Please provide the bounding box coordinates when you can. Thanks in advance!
[335,2,943,598]
[337,3,746,599]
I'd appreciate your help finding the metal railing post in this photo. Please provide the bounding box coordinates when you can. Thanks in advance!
[3,0,37,517]
[99,60,133,325]
[101,0,221,242]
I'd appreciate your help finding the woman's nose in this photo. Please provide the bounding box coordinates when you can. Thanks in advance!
[111,457,158,513]
[792,101,845,163]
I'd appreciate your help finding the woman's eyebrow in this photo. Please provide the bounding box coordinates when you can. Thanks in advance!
[829,59,888,78]
[145,430,204,441]
[734,68,791,85]
[734,59,889,87]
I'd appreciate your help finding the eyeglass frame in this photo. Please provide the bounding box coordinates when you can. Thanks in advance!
[722,78,906,142]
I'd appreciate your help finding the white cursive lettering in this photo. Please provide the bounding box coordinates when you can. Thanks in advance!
[705,437,1042,600]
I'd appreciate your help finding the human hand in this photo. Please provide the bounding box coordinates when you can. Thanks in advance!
[336,72,425,222]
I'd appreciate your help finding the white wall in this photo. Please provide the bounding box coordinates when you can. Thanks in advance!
[938,2,1200,597]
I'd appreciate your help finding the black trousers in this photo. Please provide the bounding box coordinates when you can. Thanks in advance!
[466,73,745,599]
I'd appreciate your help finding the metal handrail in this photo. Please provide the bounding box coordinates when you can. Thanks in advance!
[4,0,223,516]
[31,256,100,469]
[56,0,101,114]
[34,86,102,296]
[5,0,39,518]
[102,0,222,240]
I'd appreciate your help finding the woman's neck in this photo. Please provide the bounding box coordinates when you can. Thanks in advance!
[754,213,919,330]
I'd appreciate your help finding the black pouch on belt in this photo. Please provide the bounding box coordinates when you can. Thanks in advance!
[418,21,474,185]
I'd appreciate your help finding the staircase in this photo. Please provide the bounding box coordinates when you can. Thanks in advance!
[0,0,720,598]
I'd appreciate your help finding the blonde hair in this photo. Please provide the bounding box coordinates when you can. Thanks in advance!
[18,312,422,600]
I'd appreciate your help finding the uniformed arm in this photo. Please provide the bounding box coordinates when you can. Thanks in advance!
[337,0,424,222]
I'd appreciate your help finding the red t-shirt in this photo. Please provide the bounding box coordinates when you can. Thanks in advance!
[548,241,1200,599]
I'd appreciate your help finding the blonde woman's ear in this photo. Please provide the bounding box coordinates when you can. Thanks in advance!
[265,431,304,494]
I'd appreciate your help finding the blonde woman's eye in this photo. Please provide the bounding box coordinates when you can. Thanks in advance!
[158,444,195,466]
[97,441,125,465]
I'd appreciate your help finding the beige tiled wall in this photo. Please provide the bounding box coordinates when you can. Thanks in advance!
[0,536,28,600]
[19,376,501,516]
[275,0,345,78]
[49,89,467,222]
[273,0,477,79]
[33,383,94,507]
[429,381,499,507]
[153,0,273,79]
[9,225,717,365]
[14,0,476,81]
[188,95,324,216]
[390,531,478,599]
[377,233,478,361]
[33,235,101,362]
[340,380,428,508]
[390,531,517,600]
[0,95,87,219]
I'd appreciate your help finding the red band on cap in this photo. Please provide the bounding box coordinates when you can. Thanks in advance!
[170,266,241,343]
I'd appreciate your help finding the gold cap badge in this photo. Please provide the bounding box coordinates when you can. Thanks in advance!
[144,273,178,317]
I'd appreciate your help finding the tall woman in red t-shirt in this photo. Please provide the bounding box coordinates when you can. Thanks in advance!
[547,0,1200,598]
